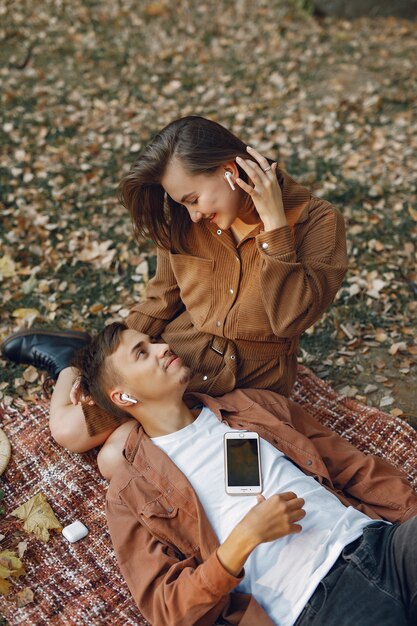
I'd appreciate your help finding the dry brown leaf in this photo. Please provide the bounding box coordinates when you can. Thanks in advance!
[17,541,28,559]
[0,577,11,595]
[16,586,34,607]
[0,550,25,595]
[0,429,11,476]
[22,366,39,383]
[11,493,62,543]
[89,303,104,314]
[0,255,16,279]
[408,204,417,222]
[389,341,407,356]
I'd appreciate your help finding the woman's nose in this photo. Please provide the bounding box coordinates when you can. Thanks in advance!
[190,210,203,223]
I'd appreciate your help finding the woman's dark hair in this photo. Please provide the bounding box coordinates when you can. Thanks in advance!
[118,116,273,253]
[72,322,130,423]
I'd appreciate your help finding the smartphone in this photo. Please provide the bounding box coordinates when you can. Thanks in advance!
[224,431,262,495]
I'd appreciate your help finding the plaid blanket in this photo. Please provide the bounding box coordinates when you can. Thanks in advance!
[0,365,416,625]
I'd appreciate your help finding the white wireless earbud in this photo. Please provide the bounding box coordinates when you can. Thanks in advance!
[225,171,236,191]
[121,393,138,404]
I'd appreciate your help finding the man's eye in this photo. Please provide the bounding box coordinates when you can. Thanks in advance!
[190,198,198,206]
[136,350,146,359]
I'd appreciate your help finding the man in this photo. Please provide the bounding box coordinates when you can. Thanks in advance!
[73,322,417,626]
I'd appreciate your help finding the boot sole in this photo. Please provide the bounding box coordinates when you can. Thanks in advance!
[0,329,91,353]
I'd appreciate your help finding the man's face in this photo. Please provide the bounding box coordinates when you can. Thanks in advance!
[108,330,191,404]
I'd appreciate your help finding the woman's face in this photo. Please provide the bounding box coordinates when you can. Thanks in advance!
[161,158,248,230]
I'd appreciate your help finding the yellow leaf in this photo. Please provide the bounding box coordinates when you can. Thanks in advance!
[0,255,16,279]
[0,577,11,595]
[12,308,40,320]
[11,493,62,543]
[408,204,417,222]
[0,550,25,580]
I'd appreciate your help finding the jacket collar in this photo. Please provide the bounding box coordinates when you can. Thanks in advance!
[279,167,310,228]
[123,391,254,464]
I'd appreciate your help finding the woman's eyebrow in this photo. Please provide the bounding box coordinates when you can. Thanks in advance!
[180,192,195,203]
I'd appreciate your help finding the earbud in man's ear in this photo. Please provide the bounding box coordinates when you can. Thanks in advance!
[225,171,236,191]
[120,393,138,404]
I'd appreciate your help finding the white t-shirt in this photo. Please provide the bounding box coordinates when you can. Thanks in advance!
[152,407,375,626]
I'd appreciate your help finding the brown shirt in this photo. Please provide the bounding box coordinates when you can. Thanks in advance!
[106,388,417,626]
[84,170,348,435]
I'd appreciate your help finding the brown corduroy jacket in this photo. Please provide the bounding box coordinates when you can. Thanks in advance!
[84,169,348,435]
[105,388,417,626]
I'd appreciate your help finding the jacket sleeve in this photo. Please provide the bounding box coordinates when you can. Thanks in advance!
[255,197,348,338]
[286,399,417,523]
[127,246,185,338]
[105,496,244,626]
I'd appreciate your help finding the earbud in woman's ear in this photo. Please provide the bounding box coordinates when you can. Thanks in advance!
[225,171,236,191]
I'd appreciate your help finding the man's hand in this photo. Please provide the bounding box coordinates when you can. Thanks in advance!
[217,492,305,577]
[239,492,306,545]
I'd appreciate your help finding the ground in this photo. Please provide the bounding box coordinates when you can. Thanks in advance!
[0,0,416,428]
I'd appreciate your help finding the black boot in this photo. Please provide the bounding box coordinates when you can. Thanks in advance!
[1,329,91,380]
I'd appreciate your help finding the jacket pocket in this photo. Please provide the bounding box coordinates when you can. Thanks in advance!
[141,495,196,556]
[142,494,179,519]
[169,253,213,327]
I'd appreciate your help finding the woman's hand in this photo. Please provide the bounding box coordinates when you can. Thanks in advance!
[70,376,94,406]
[235,146,287,232]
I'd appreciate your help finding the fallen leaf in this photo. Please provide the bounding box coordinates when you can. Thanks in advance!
[380,396,394,408]
[0,577,11,595]
[12,308,40,320]
[11,493,62,542]
[0,255,16,279]
[89,303,104,314]
[338,385,359,398]
[22,366,39,383]
[0,429,11,476]
[408,204,417,221]
[17,541,28,559]
[0,550,25,592]
[16,586,34,607]
[389,341,407,355]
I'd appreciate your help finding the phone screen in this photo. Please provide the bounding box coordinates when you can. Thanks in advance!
[226,438,260,486]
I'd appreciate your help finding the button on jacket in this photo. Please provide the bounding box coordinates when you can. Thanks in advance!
[84,169,348,435]
[106,389,417,626]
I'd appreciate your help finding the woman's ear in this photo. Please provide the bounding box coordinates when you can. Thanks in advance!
[223,161,239,178]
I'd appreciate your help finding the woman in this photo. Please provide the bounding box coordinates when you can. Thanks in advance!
[2,116,347,450]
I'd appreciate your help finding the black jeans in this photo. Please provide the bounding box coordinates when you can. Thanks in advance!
[295,517,417,626]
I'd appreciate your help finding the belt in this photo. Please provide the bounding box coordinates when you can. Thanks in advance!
[209,335,228,356]
[209,335,299,359]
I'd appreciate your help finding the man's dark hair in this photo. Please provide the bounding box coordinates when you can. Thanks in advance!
[72,322,131,422]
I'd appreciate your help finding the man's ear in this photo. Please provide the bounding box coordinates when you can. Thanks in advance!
[110,390,139,407]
